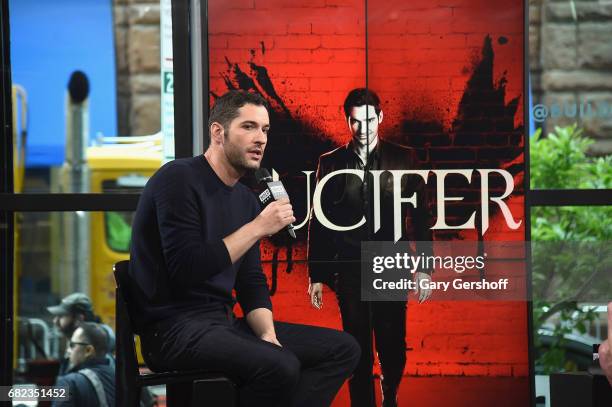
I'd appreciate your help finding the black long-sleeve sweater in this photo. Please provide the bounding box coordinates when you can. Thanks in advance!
[128,155,271,333]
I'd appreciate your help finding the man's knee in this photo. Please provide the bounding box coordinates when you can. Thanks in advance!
[335,331,361,373]
[257,350,301,389]
[277,352,301,387]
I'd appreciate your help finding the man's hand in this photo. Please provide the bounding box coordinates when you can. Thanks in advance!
[308,281,323,309]
[598,302,612,386]
[224,199,295,263]
[260,331,282,347]
[414,272,432,304]
[253,198,295,237]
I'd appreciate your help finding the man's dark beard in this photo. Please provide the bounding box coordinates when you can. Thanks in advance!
[224,130,260,172]
[60,319,78,339]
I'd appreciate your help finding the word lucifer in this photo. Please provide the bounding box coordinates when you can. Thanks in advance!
[291,168,521,242]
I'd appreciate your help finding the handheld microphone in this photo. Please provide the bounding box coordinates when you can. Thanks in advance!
[254,168,296,239]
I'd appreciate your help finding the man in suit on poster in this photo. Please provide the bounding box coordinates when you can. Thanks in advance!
[307,88,434,407]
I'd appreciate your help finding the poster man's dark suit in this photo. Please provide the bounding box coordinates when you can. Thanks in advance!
[307,139,433,407]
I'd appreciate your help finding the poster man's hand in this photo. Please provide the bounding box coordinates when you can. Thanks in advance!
[308,281,323,309]
[414,272,432,304]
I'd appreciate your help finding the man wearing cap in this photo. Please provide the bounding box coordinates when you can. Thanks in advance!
[47,293,115,375]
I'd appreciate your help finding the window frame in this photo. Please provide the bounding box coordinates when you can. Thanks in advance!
[1,1,610,397]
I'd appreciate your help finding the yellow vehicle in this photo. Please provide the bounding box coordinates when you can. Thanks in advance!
[86,139,162,330]
[87,139,162,366]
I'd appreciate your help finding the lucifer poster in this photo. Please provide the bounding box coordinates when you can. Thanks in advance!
[208,1,528,406]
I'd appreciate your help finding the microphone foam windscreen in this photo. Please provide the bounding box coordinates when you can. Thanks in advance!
[255,168,272,183]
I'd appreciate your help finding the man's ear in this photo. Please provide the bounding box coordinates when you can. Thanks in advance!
[85,345,96,359]
[210,122,225,145]
[378,110,384,124]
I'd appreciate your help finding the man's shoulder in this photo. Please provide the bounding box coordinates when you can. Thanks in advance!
[57,362,114,403]
[319,145,348,163]
[65,360,114,382]
[144,157,204,194]
[55,372,86,404]
[379,139,416,163]
[86,360,115,378]
[379,139,412,154]
[56,370,90,389]
[153,156,200,179]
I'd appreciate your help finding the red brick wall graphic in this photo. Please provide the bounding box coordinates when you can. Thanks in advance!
[209,1,529,405]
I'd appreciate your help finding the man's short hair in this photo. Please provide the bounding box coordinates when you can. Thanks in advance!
[208,91,269,133]
[78,322,109,358]
[343,88,382,118]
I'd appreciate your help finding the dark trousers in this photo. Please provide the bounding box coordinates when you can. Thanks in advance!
[336,274,407,407]
[140,307,360,407]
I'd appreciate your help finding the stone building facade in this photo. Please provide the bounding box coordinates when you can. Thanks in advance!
[530,0,612,155]
[113,0,161,137]
[112,0,612,155]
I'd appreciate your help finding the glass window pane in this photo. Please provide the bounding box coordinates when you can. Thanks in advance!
[529,0,612,188]
[9,0,171,194]
[14,211,124,379]
[531,206,611,375]
[11,210,167,400]
[16,211,130,331]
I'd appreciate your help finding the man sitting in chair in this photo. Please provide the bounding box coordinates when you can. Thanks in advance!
[128,90,360,407]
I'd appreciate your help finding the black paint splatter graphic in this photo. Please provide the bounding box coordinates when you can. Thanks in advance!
[396,35,523,242]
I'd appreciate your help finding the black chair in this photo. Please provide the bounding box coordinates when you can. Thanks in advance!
[113,260,236,407]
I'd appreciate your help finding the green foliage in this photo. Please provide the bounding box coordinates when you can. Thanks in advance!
[531,124,612,190]
[533,301,598,374]
[530,124,612,374]
[530,126,612,242]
